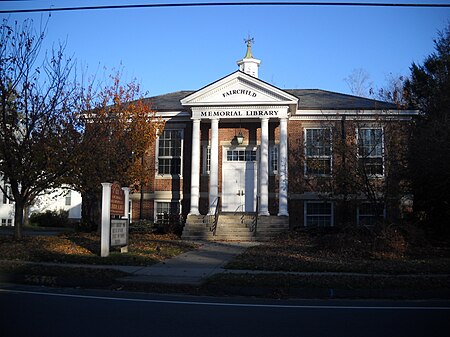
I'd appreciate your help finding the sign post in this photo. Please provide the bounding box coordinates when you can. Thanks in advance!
[100,183,112,257]
[101,182,129,257]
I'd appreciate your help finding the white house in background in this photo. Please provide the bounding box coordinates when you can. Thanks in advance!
[31,187,82,220]
[0,179,82,226]
[0,181,14,226]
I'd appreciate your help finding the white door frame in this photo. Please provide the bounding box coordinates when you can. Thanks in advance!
[221,146,258,213]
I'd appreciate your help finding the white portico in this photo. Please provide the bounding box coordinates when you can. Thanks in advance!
[181,46,298,218]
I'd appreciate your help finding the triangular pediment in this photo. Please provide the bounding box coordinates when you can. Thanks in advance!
[181,71,298,107]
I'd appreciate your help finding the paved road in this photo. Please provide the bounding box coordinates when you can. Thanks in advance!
[1,284,449,337]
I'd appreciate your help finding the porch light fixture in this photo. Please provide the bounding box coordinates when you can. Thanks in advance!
[235,131,244,145]
[235,119,244,145]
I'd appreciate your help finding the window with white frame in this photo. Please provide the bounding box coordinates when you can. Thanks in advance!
[65,190,72,206]
[357,128,384,176]
[155,201,181,225]
[304,128,332,176]
[226,149,257,161]
[270,145,279,174]
[1,219,12,226]
[357,202,385,225]
[305,201,333,227]
[157,129,183,176]
[203,145,211,175]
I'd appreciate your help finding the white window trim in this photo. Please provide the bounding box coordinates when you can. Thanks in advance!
[154,200,181,224]
[202,144,211,175]
[65,190,72,206]
[304,201,334,227]
[304,128,333,177]
[1,218,13,227]
[270,144,279,176]
[356,127,385,178]
[155,128,184,178]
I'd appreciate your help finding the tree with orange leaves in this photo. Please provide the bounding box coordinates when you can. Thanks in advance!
[71,71,165,228]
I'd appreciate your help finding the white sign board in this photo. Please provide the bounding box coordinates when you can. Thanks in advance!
[191,106,289,119]
[110,219,129,247]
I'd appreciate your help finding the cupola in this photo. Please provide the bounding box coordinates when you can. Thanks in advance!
[236,37,261,78]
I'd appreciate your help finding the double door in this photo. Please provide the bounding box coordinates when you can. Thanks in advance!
[221,148,258,213]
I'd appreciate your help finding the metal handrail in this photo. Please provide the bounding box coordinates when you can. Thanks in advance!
[233,204,244,215]
[249,197,259,235]
[209,197,221,236]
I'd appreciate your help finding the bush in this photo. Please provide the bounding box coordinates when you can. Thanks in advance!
[372,224,409,259]
[154,214,184,236]
[29,210,70,228]
[129,220,155,234]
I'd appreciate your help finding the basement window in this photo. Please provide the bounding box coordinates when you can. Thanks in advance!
[304,201,333,227]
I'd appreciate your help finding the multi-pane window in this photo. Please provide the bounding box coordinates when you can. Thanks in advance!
[65,190,72,206]
[358,128,384,176]
[203,146,211,174]
[226,149,257,161]
[305,201,333,227]
[270,145,279,174]
[304,128,332,175]
[1,219,12,226]
[357,202,385,225]
[155,201,180,225]
[157,130,183,176]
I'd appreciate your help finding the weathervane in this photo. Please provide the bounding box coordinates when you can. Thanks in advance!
[243,35,254,58]
[244,35,254,47]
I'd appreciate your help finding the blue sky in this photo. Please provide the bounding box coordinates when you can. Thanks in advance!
[1,1,449,97]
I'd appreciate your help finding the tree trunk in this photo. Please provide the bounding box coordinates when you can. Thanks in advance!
[23,205,30,227]
[81,191,101,230]
[14,199,24,240]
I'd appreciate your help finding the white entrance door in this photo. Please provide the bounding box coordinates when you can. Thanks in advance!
[222,148,258,213]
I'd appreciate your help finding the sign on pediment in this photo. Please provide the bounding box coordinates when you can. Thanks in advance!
[180,71,298,107]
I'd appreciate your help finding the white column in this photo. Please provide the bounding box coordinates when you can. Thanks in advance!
[209,118,219,214]
[189,118,201,215]
[259,117,270,216]
[101,182,112,257]
[122,187,130,219]
[278,118,289,216]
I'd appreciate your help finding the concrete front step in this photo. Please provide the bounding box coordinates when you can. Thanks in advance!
[182,214,289,241]
[211,235,257,241]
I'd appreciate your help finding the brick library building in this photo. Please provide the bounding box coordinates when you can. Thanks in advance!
[131,42,416,240]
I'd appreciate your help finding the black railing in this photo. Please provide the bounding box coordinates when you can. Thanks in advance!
[209,197,221,236]
[249,197,259,235]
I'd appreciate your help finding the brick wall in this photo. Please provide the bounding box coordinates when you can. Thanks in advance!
[131,117,411,227]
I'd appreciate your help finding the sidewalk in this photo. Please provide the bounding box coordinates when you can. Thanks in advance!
[118,241,258,285]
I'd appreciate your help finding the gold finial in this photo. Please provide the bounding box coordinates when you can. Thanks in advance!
[244,36,254,59]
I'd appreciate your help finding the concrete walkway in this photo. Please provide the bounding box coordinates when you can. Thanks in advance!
[118,241,258,285]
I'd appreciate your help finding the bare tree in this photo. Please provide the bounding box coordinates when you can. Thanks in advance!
[0,19,79,239]
[295,114,410,227]
[344,68,373,98]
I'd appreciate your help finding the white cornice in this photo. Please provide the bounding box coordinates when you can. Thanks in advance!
[155,111,191,117]
[290,109,418,121]
[181,71,298,107]
[294,109,418,116]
